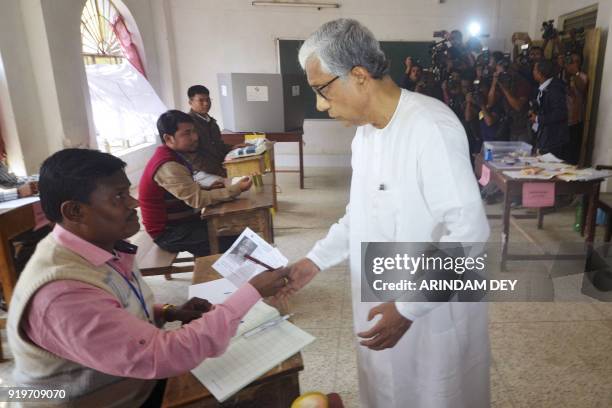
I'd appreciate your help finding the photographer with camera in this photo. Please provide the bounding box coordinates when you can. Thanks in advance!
[516,46,545,87]
[465,79,503,143]
[487,55,533,142]
[466,79,505,203]
[401,57,423,91]
[449,30,476,67]
[565,52,589,164]
[529,60,570,158]
[459,71,483,162]
[441,70,463,110]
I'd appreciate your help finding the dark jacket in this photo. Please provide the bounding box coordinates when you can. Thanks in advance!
[534,77,569,154]
[187,110,232,177]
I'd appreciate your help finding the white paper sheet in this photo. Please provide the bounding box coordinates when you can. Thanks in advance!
[188,278,238,305]
[212,228,288,287]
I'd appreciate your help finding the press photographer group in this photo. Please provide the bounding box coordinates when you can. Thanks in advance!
[401,21,588,205]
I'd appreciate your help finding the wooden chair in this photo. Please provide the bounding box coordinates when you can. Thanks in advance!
[131,231,194,279]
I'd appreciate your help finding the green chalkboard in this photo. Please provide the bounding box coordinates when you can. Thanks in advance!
[278,39,432,119]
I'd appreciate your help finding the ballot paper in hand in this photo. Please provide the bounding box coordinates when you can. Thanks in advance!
[188,278,237,305]
[213,228,288,287]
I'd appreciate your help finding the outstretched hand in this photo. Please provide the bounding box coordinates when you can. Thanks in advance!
[276,258,320,299]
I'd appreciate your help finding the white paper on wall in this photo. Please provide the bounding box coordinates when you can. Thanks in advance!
[246,85,268,102]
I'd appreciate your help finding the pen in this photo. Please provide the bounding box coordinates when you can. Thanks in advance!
[243,314,293,338]
[244,254,275,271]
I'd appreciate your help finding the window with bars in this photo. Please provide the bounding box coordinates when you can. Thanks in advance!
[81,0,125,65]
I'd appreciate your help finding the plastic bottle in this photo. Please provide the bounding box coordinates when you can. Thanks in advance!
[574,199,583,232]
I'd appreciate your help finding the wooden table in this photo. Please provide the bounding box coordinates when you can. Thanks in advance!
[161,255,303,408]
[222,129,305,189]
[202,178,275,254]
[475,155,602,270]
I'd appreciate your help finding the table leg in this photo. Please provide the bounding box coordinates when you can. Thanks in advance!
[581,194,588,237]
[585,182,599,243]
[537,208,544,229]
[269,209,275,243]
[270,145,278,211]
[261,209,273,244]
[299,135,304,189]
[207,218,220,254]
[0,233,16,305]
[501,192,512,271]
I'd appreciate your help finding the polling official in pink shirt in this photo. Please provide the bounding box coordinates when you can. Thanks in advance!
[7,148,289,408]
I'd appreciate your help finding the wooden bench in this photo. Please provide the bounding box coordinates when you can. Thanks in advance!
[131,231,194,280]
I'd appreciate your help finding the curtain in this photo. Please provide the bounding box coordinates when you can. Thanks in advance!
[86,62,167,150]
[112,15,146,77]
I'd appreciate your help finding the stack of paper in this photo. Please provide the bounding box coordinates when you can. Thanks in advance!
[190,301,315,402]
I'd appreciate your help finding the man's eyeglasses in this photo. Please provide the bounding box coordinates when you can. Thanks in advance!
[312,76,340,100]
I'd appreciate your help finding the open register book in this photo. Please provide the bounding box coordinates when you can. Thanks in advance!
[189,291,315,402]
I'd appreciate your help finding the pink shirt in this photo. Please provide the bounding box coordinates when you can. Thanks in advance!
[22,225,261,379]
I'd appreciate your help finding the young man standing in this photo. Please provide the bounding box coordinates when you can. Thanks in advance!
[186,85,235,177]
[7,148,288,407]
[139,110,251,256]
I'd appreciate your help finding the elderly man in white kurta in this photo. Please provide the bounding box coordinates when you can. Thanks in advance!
[280,19,491,408]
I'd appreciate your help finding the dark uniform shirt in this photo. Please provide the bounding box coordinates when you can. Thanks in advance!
[186,110,233,177]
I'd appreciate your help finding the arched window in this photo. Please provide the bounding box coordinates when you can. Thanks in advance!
[80,0,166,154]
[81,0,124,66]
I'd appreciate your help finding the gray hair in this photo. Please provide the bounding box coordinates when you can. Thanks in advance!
[298,19,389,79]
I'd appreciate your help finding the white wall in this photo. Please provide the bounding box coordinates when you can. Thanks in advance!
[168,0,533,167]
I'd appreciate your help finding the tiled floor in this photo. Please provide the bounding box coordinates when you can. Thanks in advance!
[2,168,612,408]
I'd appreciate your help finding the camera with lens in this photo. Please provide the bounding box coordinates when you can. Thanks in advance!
[477,48,490,66]
[430,34,452,82]
[469,79,484,107]
[517,44,530,66]
[496,53,513,87]
[433,30,448,39]
[541,20,558,40]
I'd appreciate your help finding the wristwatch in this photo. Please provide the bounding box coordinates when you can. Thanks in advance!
[162,303,176,321]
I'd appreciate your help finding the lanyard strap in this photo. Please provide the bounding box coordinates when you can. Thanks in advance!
[110,266,152,323]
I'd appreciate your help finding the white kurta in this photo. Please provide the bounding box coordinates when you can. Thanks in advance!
[307,89,491,408]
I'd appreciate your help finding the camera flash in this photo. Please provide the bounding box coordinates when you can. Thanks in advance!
[468,22,481,37]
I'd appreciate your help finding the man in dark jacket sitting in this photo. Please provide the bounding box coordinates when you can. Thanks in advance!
[529,60,569,158]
